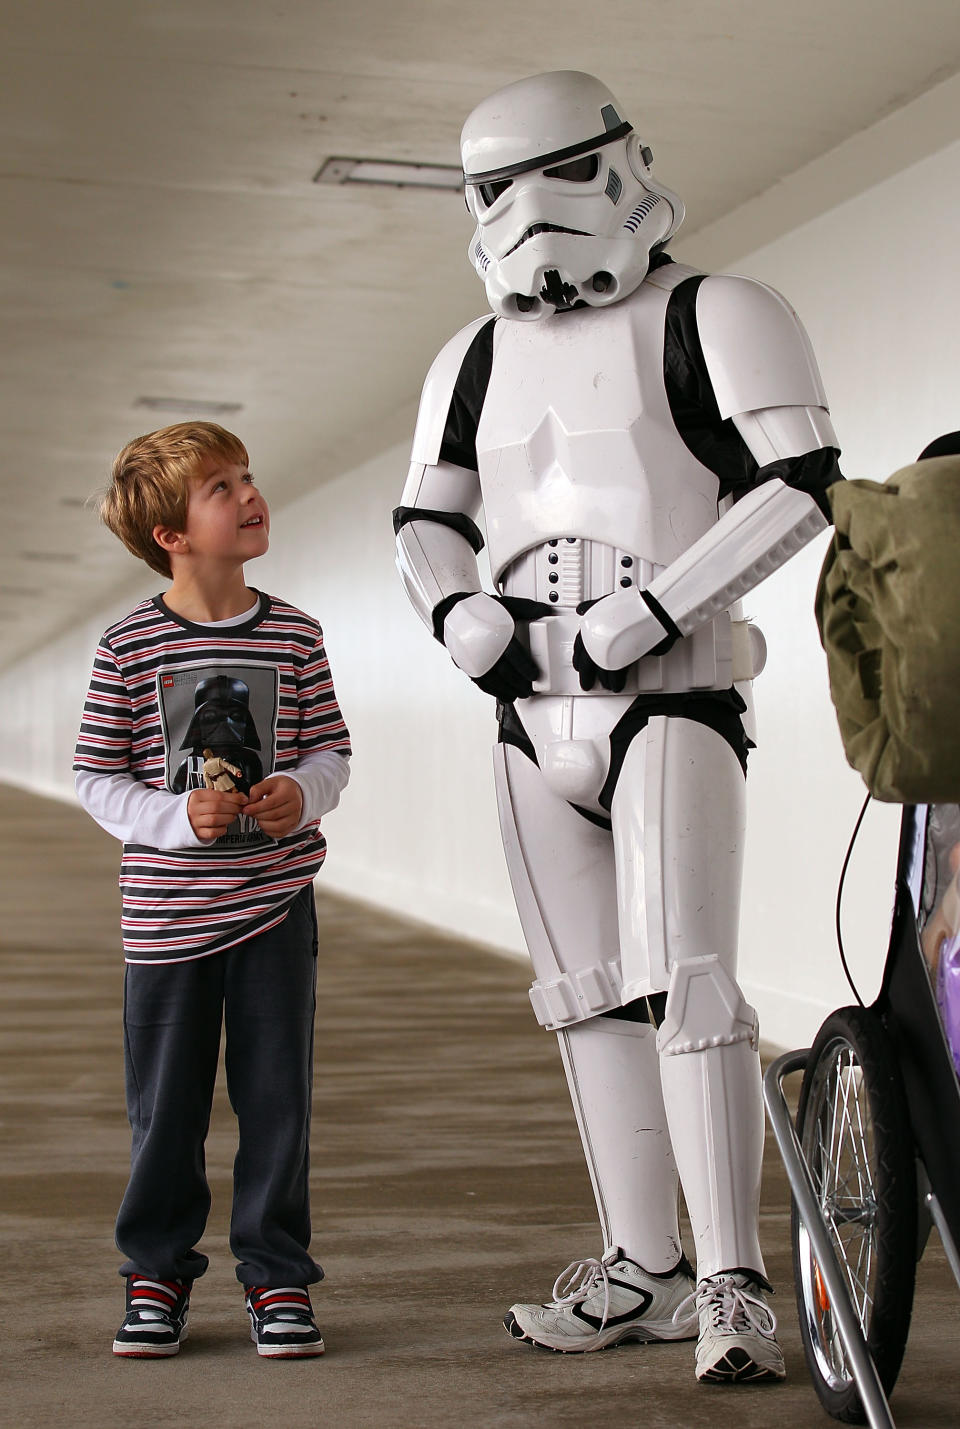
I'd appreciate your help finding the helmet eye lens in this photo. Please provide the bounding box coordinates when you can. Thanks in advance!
[478,178,512,207]
[475,154,599,206]
[543,154,600,183]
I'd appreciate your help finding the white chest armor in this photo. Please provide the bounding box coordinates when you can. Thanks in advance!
[476,264,719,586]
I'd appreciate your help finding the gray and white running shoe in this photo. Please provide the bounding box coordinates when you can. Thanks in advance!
[682,1270,786,1383]
[504,1247,697,1353]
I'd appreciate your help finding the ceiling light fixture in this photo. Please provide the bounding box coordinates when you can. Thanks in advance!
[134,397,244,416]
[314,157,463,191]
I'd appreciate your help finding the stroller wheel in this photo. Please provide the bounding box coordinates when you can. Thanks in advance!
[792,1006,917,1423]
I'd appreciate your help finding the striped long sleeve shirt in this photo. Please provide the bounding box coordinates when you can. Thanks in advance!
[74,591,351,963]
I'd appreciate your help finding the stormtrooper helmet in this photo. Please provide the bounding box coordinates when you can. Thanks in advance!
[461,71,684,321]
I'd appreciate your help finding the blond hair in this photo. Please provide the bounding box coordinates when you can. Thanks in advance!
[101,422,249,578]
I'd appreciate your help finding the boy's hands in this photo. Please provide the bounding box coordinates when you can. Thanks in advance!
[188,788,247,842]
[243,775,304,838]
[187,776,303,841]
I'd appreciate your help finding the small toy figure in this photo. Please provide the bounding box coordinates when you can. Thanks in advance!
[395,71,843,1382]
[201,747,244,792]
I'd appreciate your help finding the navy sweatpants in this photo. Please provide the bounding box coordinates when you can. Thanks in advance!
[116,885,321,1288]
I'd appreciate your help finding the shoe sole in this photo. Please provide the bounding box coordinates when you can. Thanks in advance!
[112,1323,187,1357]
[698,1363,786,1383]
[112,1338,183,1357]
[697,1345,786,1383]
[254,1342,325,1357]
[250,1326,325,1357]
[504,1310,697,1353]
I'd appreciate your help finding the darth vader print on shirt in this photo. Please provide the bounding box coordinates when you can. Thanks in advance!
[158,661,280,848]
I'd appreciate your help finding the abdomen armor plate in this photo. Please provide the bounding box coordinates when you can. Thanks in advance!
[475,265,720,584]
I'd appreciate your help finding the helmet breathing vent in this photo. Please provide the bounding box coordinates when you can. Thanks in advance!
[473,239,491,274]
[623,193,661,234]
[604,169,622,204]
[540,269,579,310]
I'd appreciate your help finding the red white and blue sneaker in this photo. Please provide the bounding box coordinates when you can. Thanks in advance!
[503,1248,698,1352]
[112,1275,190,1357]
[244,1286,325,1358]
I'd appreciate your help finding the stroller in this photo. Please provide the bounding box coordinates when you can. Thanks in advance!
[764,800,960,1427]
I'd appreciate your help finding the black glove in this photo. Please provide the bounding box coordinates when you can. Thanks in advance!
[433,593,556,703]
[572,598,629,692]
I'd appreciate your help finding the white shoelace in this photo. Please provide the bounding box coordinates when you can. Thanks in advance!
[673,1273,777,1335]
[550,1249,618,1328]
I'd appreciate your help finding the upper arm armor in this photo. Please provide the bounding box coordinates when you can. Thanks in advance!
[695,274,828,420]
[410,315,496,466]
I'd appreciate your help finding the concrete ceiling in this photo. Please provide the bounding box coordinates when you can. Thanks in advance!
[3,0,960,669]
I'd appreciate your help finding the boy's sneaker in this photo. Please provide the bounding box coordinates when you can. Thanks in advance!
[112,1275,190,1357]
[686,1270,786,1383]
[245,1286,325,1358]
[503,1247,698,1352]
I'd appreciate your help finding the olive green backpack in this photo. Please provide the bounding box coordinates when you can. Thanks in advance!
[816,453,960,802]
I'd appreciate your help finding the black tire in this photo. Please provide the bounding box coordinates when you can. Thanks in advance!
[791,1006,917,1423]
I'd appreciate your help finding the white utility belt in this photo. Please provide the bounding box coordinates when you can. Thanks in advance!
[522,609,766,696]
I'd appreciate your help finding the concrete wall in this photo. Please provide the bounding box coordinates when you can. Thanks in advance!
[3,121,959,1050]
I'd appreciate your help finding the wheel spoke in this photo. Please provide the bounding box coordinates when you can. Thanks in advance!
[811,1048,880,1336]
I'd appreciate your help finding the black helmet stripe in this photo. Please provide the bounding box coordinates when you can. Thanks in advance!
[463,120,632,187]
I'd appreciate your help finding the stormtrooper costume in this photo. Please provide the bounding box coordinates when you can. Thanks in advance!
[395,72,841,1383]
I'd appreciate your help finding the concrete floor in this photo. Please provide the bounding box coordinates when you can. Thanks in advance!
[2,783,957,1429]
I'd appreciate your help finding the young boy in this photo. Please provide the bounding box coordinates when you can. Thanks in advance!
[73,422,351,1359]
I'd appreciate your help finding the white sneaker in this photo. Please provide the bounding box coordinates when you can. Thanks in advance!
[683,1270,786,1383]
[503,1248,698,1353]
